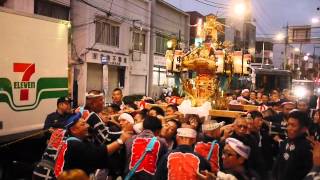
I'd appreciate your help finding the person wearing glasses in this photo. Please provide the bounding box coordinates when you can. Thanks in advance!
[221,138,259,180]
[226,117,264,179]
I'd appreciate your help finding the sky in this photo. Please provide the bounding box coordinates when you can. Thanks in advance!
[165,0,320,38]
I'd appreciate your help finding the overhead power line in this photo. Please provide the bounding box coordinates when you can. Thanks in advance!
[76,0,188,41]
[193,0,228,9]
[103,0,186,28]
[201,0,230,7]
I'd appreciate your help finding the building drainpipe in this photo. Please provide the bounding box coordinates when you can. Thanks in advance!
[261,41,264,68]
[250,67,256,90]
[147,0,155,97]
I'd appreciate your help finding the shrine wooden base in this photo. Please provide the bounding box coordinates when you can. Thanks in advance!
[228,104,258,112]
[145,103,258,119]
[209,109,246,118]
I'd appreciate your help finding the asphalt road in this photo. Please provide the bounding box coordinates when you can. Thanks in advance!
[0,135,47,180]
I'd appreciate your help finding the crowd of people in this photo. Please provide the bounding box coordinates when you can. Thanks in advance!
[33,87,320,180]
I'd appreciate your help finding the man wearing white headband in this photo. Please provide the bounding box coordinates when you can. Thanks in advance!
[77,90,128,178]
[156,127,211,180]
[124,116,167,179]
[194,120,225,173]
[118,113,134,129]
[225,138,251,159]
[84,90,123,145]
[221,138,258,180]
[237,89,250,105]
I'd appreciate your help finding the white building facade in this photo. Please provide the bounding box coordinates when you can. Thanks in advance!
[71,0,190,104]
[149,0,189,98]
[71,0,151,104]
[1,0,190,104]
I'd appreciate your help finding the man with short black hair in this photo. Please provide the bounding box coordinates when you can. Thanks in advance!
[163,104,183,122]
[250,111,274,179]
[273,110,313,180]
[165,104,178,116]
[297,99,309,113]
[281,89,293,102]
[107,103,121,114]
[249,91,259,105]
[160,119,180,150]
[125,116,167,179]
[271,102,296,137]
[250,111,264,134]
[271,90,281,103]
[149,106,165,117]
[261,94,269,105]
[112,88,124,108]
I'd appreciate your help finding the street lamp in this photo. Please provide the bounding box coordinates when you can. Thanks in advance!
[274,32,289,69]
[166,39,177,50]
[312,17,319,24]
[275,33,285,41]
[234,3,246,16]
[231,2,248,74]
[292,47,300,72]
[167,40,173,49]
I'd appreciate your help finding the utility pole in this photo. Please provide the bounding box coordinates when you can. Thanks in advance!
[299,43,302,79]
[261,41,265,68]
[313,46,320,79]
[241,21,246,75]
[284,23,289,70]
[147,0,155,96]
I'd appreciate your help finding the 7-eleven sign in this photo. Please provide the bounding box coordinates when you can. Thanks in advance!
[13,63,35,101]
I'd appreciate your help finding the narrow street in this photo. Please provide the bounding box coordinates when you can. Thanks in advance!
[0,135,46,179]
[1,0,320,180]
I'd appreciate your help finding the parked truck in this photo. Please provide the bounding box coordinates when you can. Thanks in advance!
[0,7,70,142]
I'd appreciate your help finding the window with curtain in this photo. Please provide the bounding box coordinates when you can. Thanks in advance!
[155,34,168,54]
[95,21,120,47]
[133,32,146,52]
